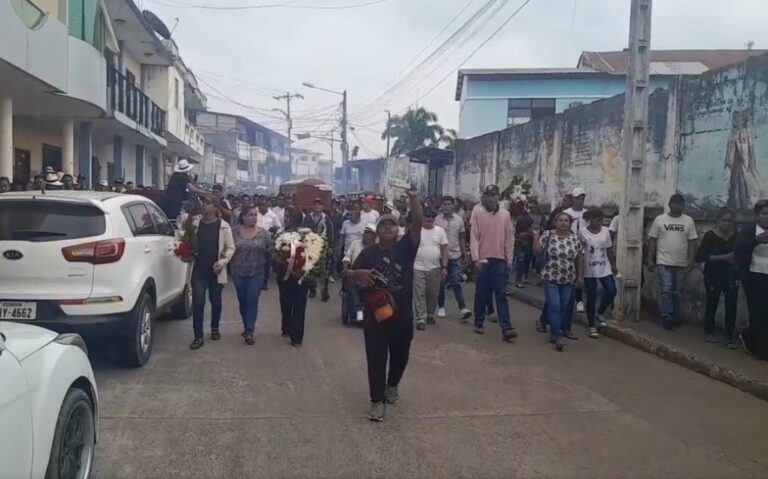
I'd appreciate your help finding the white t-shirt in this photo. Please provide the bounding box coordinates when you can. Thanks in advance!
[648,213,699,267]
[750,225,768,274]
[256,210,281,231]
[414,226,448,271]
[563,207,587,235]
[580,226,613,278]
[609,216,619,233]
[361,209,380,225]
[340,219,366,255]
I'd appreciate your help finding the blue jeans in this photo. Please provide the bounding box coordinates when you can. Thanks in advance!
[543,281,574,341]
[656,265,683,326]
[584,275,617,327]
[232,274,266,335]
[473,260,512,331]
[515,248,531,283]
[438,258,467,310]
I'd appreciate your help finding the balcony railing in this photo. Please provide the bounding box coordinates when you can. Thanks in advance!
[108,66,166,136]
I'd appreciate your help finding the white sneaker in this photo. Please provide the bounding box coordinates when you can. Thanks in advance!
[588,327,599,339]
[355,310,364,323]
[597,315,608,328]
[328,276,336,283]
[437,307,446,318]
[460,308,472,320]
[576,301,586,313]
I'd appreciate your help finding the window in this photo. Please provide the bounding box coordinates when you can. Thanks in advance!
[237,160,249,171]
[257,164,266,174]
[0,201,105,242]
[124,204,155,236]
[145,204,173,236]
[507,98,556,126]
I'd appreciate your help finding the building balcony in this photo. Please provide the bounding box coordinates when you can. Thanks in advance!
[108,66,166,137]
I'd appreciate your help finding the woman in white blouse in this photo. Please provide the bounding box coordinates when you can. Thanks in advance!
[736,199,768,359]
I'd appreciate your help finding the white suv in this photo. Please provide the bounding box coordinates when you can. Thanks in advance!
[0,191,191,367]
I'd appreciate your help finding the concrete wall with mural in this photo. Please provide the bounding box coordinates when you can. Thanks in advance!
[451,53,768,327]
[678,55,768,210]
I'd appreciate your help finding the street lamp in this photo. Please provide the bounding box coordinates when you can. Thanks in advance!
[303,81,349,195]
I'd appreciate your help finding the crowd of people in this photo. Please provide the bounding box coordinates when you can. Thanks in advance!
[5,162,768,422]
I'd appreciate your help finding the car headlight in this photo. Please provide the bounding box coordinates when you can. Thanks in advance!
[54,333,88,355]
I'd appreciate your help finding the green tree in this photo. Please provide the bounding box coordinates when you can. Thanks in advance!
[382,108,444,156]
[438,128,458,150]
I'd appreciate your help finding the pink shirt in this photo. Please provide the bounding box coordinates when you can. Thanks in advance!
[470,206,515,263]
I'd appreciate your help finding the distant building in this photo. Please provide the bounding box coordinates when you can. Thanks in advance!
[197,111,289,192]
[456,49,768,139]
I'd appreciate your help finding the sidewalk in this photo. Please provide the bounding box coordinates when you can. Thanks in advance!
[501,281,768,402]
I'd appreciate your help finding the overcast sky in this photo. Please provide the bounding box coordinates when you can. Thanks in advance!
[139,0,768,163]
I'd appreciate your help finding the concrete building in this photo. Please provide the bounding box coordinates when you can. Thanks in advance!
[197,111,289,192]
[0,0,206,188]
[456,49,768,139]
[1,0,111,185]
[97,0,206,188]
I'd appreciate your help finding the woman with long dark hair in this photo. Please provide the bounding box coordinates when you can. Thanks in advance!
[230,204,271,345]
[533,212,583,351]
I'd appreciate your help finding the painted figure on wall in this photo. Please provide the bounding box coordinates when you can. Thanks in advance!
[726,110,766,210]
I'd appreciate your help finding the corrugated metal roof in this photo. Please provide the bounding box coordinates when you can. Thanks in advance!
[578,50,768,75]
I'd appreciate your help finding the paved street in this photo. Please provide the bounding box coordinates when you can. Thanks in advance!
[92,282,768,479]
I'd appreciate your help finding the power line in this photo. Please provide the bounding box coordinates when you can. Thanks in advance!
[351,0,479,116]
[146,0,391,11]
[395,0,534,116]
[351,0,500,119]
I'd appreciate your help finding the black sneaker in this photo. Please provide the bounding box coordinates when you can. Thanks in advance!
[189,338,204,350]
[211,331,221,341]
[416,322,426,331]
[503,328,518,341]
[426,316,436,325]
[281,331,290,338]
[321,291,330,302]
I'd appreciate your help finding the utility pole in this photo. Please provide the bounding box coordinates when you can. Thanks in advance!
[385,109,391,158]
[341,90,349,196]
[617,0,653,322]
[273,91,303,180]
[329,129,334,164]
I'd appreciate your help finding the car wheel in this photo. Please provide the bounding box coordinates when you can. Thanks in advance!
[124,292,154,367]
[45,388,96,479]
[170,283,192,319]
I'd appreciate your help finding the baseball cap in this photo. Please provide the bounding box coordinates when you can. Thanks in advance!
[484,184,500,196]
[572,187,587,197]
[376,214,399,228]
[364,223,377,233]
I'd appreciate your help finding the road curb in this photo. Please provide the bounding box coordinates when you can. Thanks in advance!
[508,289,768,402]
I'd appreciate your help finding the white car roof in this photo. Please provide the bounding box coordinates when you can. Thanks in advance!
[0,191,158,211]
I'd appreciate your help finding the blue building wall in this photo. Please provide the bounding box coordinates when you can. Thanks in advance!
[459,75,670,139]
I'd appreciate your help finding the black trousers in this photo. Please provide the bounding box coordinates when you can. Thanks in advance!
[743,272,768,358]
[704,277,738,337]
[278,278,309,345]
[192,269,223,339]
[363,317,414,403]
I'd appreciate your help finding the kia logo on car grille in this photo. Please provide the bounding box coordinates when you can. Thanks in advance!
[3,250,23,260]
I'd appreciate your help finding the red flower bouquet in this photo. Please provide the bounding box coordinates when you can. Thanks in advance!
[174,216,198,263]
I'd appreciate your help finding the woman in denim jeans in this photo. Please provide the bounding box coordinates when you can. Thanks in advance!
[579,208,617,339]
[230,204,271,345]
[532,213,583,351]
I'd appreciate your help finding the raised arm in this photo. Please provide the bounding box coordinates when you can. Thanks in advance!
[407,187,422,244]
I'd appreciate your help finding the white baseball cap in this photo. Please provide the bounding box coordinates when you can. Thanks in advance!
[572,187,587,197]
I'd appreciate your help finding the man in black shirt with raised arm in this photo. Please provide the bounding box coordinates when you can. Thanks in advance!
[347,187,422,422]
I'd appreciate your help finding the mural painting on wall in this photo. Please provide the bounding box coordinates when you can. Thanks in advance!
[726,110,766,210]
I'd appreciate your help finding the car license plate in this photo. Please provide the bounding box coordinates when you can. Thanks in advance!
[0,302,37,320]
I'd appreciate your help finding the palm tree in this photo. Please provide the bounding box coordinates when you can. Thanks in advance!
[382,108,444,156]
[438,128,458,150]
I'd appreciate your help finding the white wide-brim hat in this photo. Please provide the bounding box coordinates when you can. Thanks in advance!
[174,159,193,173]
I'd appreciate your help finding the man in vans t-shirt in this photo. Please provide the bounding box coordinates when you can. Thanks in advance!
[648,194,699,329]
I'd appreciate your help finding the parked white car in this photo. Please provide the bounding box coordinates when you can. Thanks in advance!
[0,191,191,366]
[0,321,98,479]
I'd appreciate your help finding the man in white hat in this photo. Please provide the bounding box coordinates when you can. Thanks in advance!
[43,172,64,190]
[166,159,206,220]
